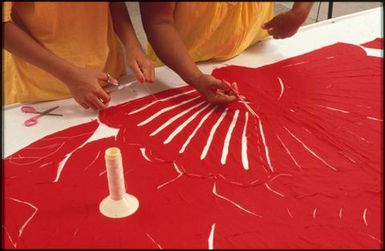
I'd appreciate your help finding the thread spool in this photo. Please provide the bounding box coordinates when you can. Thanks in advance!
[99,147,139,218]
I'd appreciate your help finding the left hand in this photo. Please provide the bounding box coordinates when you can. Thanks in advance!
[262,9,307,39]
[126,48,155,83]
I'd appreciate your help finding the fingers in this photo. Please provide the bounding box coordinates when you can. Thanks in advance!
[208,94,238,105]
[261,19,273,30]
[211,79,232,92]
[232,82,239,93]
[90,97,107,111]
[207,80,238,104]
[131,59,155,83]
[97,88,111,105]
[78,101,90,110]
[222,80,240,95]
[98,72,118,85]
[78,89,110,111]
[262,17,283,37]
[92,88,110,110]
[74,97,90,110]
[130,62,146,83]
[140,61,155,83]
[85,95,107,111]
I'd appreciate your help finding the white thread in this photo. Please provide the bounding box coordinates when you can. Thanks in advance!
[7,197,38,238]
[84,151,101,171]
[284,126,338,172]
[105,147,126,200]
[146,233,163,249]
[316,104,350,114]
[264,183,285,197]
[287,208,293,218]
[213,183,262,217]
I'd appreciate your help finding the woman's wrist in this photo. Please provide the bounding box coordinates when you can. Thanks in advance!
[184,71,205,88]
[291,3,312,22]
[53,62,79,87]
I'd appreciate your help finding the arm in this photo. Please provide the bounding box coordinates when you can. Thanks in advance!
[110,2,154,83]
[262,2,314,39]
[140,2,237,104]
[3,21,115,110]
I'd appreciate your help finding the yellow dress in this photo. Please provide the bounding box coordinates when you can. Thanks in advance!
[147,2,273,66]
[3,2,126,105]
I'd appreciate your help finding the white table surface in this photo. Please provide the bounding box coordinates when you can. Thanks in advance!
[2,7,382,158]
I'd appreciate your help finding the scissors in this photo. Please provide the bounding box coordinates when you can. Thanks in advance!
[24,106,60,127]
[102,79,137,93]
[21,105,63,116]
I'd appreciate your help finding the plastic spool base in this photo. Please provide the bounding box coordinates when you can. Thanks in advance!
[99,193,139,218]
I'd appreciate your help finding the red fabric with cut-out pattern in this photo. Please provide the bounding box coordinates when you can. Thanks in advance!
[3,40,382,248]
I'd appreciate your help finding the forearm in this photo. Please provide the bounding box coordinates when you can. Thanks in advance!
[292,2,314,21]
[3,21,75,82]
[145,23,201,83]
[140,3,201,84]
[110,2,142,52]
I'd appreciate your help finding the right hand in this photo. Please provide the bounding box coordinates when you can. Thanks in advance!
[63,66,118,111]
[190,74,238,105]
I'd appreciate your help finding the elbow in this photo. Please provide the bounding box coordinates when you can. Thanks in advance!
[140,3,175,34]
[142,16,174,35]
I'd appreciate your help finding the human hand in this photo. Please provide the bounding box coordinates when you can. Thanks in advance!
[190,74,238,105]
[126,47,155,83]
[63,66,118,111]
[262,9,307,39]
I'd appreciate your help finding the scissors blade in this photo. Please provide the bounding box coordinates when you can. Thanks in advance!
[30,112,63,116]
[39,106,60,117]
[103,80,137,93]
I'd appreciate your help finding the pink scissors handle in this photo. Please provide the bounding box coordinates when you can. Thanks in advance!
[23,106,60,127]
[24,116,39,127]
[21,106,36,113]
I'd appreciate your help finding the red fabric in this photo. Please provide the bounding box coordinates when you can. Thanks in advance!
[3,40,383,249]
[361,38,383,49]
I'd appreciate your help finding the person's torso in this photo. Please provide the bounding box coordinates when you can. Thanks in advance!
[4,2,125,104]
[148,2,273,65]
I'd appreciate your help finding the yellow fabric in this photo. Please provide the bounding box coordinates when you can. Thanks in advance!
[147,2,273,66]
[3,1,12,22]
[3,2,126,105]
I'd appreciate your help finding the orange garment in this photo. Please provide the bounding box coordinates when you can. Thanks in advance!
[3,2,126,105]
[147,2,274,66]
